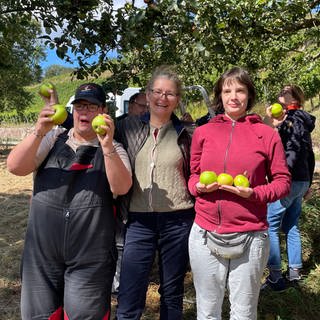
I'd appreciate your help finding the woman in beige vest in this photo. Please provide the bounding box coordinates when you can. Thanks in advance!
[115,65,195,320]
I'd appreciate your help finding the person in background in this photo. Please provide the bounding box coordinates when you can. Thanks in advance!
[7,83,132,320]
[262,84,316,291]
[194,106,216,126]
[115,65,195,320]
[188,67,291,320]
[116,91,148,121]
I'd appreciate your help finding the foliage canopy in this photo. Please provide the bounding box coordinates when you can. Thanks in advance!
[1,0,320,112]
[0,1,44,113]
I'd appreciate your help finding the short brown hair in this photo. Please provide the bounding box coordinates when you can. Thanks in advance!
[212,67,256,114]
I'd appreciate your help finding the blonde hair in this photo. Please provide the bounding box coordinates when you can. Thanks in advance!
[146,65,182,96]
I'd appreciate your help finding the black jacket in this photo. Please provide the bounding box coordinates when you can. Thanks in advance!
[278,109,316,185]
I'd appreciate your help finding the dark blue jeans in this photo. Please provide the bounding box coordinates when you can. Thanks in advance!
[267,180,309,271]
[116,209,194,320]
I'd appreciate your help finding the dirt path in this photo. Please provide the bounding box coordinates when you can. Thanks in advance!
[0,126,33,146]
[0,146,32,320]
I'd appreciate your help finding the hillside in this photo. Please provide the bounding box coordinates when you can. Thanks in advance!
[26,71,112,114]
[0,71,319,160]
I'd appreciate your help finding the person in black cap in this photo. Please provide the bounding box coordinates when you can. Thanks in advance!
[7,83,132,320]
[62,84,134,297]
[73,83,107,104]
[62,83,108,129]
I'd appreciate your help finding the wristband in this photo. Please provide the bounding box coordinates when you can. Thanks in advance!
[103,148,117,158]
[32,131,46,138]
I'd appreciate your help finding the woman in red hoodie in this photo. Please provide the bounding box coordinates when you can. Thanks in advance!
[188,67,291,320]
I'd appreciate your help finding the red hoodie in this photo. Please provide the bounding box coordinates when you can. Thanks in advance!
[188,113,291,234]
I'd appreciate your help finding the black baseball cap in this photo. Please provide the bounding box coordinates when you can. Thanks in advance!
[71,83,106,106]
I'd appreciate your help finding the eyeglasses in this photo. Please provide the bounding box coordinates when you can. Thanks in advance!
[279,88,292,96]
[134,101,148,108]
[150,89,179,100]
[73,103,100,112]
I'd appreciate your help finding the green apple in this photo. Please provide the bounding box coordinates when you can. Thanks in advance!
[92,115,107,135]
[271,103,283,118]
[233,174,250,187]
[39,82,55,98]
[49,104,68,125]
[217,173,234,186]
[199,171,217,185]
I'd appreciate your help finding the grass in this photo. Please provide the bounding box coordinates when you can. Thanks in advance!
[1,149,320,320]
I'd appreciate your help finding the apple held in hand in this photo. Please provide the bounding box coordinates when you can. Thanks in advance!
[50,104,68,125]
[271,103,284,118]
[39,82,55,98]
[199,171,217,185]
[233,174,250,187]
[217,173,234,186]
[92,115,107,135]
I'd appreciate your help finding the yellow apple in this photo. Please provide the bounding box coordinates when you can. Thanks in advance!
[39,82,55,98]
[50,104,68,125]
[217,173,234,186]
[233,174,250,187]
[92,115,107,135]
[271,103,284,118]
[199,171,217,185]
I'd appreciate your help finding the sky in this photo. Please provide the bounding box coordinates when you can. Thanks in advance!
[40,47,114,69]
[40,0,146,69]
[40,48,81,69]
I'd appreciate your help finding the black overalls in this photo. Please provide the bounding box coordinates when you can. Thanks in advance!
[21,132,117,320]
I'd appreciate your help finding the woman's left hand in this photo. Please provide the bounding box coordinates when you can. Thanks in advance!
[96,114,115,149]
[219,185,253,198]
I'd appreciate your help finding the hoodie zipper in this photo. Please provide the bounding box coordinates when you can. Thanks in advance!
[217,121,236,229]
[223,120,236,172]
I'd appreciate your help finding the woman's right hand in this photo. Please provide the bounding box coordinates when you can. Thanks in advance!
[33,105,56,136]
[34,87,60,135]
[195,182,219,194]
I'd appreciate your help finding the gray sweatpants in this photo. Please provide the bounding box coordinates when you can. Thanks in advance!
[189,223,269,320]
